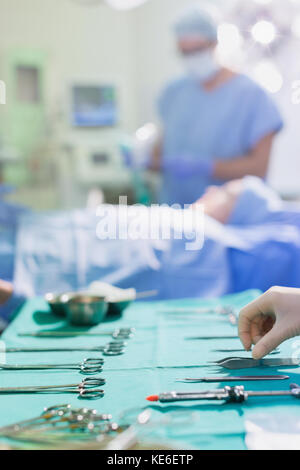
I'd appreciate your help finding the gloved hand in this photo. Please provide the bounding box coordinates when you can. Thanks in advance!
[163,157,214,179]
[239,287,300,359]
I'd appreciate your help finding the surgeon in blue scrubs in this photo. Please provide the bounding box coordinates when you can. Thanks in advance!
[150,4,283,206]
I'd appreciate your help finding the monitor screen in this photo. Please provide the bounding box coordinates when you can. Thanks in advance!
[71,85,118,127]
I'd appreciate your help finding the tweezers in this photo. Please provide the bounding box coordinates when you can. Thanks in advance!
[212,348,280,355]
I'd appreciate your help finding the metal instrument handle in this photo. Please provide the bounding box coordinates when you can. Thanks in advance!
[79,389,105,399]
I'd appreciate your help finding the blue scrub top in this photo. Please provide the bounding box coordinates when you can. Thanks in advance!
[158,74,283,206]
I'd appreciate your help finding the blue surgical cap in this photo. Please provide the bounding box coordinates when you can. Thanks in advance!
[174,4,218,41]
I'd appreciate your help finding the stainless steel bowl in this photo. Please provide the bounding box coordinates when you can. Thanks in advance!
[65,295,108,326]
[45,292,76,317]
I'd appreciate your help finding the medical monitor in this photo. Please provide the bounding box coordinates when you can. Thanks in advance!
[71,85,118,128]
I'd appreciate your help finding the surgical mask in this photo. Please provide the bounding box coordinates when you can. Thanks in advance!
[183,50,219,82]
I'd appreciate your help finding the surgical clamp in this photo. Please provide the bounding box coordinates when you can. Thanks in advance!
[0,358,104,374]
[0,378,105,399]
[3,341,126,356]
[19,328,135,340]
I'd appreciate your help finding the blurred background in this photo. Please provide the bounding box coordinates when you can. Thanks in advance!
[0,0,300,210]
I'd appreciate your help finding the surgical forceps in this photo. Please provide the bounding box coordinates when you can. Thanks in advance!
[0,358,104,374]
[0,378,105,399]
[212,348,280,355]
[4,341,126,357]
[19,327,135,340]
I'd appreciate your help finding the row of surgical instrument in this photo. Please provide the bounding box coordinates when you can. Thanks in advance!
[147,383,300,404]
[0,378,105,399]
[18,327,135,340]
[1,341,126,356]
[0,358,104,374]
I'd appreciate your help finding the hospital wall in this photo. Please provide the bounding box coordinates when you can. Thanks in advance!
[0,0,138,135]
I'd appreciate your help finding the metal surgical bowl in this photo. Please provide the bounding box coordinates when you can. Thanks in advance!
[65,295,108,326]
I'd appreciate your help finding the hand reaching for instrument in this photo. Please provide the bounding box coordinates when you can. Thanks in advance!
[0,280,13,305]
[239,287,300,359]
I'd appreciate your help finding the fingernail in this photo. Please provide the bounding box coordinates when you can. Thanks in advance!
[252,350,262,360]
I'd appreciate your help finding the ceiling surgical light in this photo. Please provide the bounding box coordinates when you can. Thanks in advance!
[104,0,148,10]
[251,20,277,45]
[70,0,148,9]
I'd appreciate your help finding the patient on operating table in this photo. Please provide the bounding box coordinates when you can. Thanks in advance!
[1,176,300,322]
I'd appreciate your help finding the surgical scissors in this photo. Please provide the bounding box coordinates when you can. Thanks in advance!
[19,327,135,340]
[0,378,105,399]
[4,341,126,356]
[0,358,104,374]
